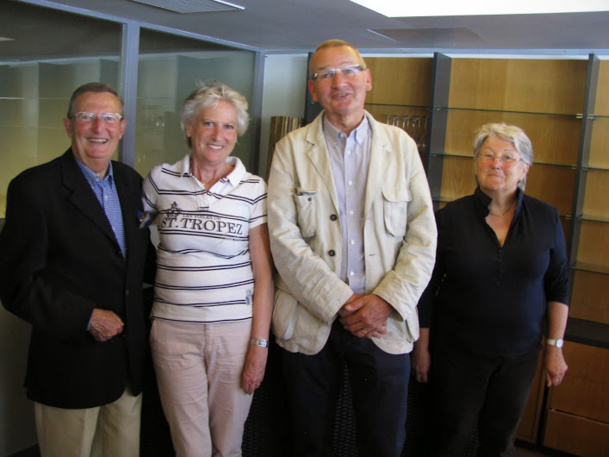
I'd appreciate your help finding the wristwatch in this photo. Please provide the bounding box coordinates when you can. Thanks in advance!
[546,338,564,348]
[250,338,269,348]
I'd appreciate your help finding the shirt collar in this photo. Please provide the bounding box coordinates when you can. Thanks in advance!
[322,114,370,145]
[75,155,114,186]
[225,156,247,187]
[177,154,192,177]
[474,186,524,218]
[178,154,246,187]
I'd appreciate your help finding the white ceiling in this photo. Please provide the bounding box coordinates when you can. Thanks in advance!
[2,0,609,60]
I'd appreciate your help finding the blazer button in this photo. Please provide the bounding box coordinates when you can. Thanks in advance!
[330,214,338,221]
[328,250,335,256]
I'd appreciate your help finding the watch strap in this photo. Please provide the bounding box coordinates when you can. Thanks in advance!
[250,338,269,348]
[546,338,564,348]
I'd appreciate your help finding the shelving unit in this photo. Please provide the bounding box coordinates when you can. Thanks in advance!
[570,59,609,326]
[539,58,609,457]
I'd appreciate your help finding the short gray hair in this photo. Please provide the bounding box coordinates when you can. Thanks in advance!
[473,123,533,190]
[309,39,367,79]
[67,82,123,118]
[180,81,249,147]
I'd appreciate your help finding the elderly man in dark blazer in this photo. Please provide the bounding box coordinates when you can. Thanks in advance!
[0,82,156,457]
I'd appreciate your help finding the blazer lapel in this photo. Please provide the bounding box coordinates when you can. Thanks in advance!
[60,150,122,251]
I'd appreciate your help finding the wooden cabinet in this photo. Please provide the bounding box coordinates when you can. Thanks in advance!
[544,342,609,456]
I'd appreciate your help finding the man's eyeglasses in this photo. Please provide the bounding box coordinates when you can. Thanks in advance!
[477,151,522,165]
[70,112,124,125]
[310,65,366,81]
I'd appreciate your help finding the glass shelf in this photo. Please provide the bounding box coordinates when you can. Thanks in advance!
[572,262,609,276]
[365,102,430,110]
[582,165,609,172]
[434,106,584,118]
[577,214,609,223]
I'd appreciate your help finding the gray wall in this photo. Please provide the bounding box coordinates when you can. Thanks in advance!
[0,258,37,456]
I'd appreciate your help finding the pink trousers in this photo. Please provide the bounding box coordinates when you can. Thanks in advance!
[150,319,253,457]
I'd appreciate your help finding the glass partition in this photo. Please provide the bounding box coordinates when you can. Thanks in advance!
[135,29,257,177]
[0,2,121,217]
[0,5,259,218]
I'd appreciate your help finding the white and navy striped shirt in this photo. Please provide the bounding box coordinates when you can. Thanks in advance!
[142,155,267,324]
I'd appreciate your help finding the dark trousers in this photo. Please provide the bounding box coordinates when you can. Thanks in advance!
[281,320,410,457]
[430,342,540,457]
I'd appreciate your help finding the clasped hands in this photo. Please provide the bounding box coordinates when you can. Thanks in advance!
[338,293,391,339]
[89,308,124,342]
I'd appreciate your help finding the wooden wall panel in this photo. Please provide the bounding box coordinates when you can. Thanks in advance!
[448,59,588,114]
[582,169,609,218]
[445,111,580,166]
[576,221,609,266]
[525,166,576,215]
[570,271,609,324]
[365,57,433,106]
[439,156,476,201]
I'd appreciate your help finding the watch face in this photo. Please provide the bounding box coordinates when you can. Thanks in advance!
[556,339,564,348]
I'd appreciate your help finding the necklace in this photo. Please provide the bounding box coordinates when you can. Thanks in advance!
[193,161,230,188]
[488,199,515,217]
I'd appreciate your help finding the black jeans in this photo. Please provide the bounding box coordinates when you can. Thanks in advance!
[281,320,411,457]
[430,342,540,457]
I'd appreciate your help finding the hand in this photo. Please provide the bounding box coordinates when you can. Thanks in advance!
[89,309,124,342]
[544,346,568,387]
[412,328,431,383]
[412,345,431,383]
[241,345,268,394]
[338,293,363,318]
[339,294,391,339]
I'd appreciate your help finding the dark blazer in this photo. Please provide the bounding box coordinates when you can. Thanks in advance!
[0,149,156,409]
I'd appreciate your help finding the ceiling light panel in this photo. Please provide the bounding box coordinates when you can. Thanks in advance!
[351,0,609,17]
[131,0,244,14]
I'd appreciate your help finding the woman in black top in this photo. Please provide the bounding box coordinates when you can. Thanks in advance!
[414,123,569,456]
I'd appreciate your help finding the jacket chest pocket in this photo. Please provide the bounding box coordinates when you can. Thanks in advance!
[382,187,411,237]
[294,188,317,238]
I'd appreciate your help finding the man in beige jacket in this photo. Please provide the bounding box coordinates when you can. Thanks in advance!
[267,39,437,457]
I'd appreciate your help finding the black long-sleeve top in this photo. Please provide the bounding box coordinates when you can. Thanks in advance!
[418,187,570,358]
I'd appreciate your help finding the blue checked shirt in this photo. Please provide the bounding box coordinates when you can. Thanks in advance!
[76,158,126,257]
